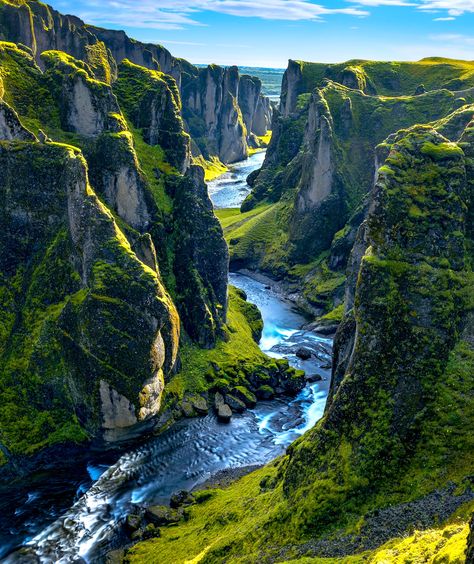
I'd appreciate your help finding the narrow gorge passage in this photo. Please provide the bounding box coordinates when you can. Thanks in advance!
[3,153,333,563]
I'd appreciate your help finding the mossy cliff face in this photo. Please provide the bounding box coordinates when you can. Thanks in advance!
[0,0,117,81]
[125,120,474,564]
[227,57,474,321]
[238,74,272,145]
[0,41,232,469]
[114,59,190,173]
[41,50,122,137]
[0,0,273,165]
[181,64,249,163]
[0,137,179,459]
[280,58,474,115]
[165,166,229,348]
[279,124,474,538]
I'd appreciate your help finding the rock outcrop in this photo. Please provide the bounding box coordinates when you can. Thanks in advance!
[0,139,180,453]
[284,124,473,522]
[253,94,273,136]
[0,97,35,140]
[182,64,248,163]
[115,59,191,173]
[42,50,122,136]
[166,166,229,347]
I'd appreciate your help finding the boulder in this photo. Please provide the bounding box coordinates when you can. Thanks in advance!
[306,373,323,383]
[214,391,225,409]
[256,385,275,400]
[312,324,339,336]
[125,513,142,533]
[225,394,246,413]
[231,386,257,408]
[191,395,209,415]
[170,490,195,509]
[217,404,232,422]
[146,505,182,525]
[142,524,161,539]
[296,347,312,360]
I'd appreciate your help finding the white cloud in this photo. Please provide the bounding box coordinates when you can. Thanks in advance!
[74,0,369,30]
[419,0,474,15]
[345,0,415,5]
[346,0,474,17]
[433,16,455,20]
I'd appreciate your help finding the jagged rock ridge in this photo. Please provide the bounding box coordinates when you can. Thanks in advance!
[0,0,273,163]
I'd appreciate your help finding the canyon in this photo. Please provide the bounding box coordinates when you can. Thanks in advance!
[0,1,473,562]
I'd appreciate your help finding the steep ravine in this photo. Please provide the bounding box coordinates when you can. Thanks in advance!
[2,154,333,562]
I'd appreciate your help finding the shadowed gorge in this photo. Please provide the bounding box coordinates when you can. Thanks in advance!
[0,0,473,562]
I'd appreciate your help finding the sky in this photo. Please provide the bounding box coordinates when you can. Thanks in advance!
[47,0,474,68]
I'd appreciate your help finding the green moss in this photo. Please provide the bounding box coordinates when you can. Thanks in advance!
[162,286,294,408]
[319,304,344,323]
[0,41,61,129]
[193,155,228,181]
[128,124,174,213]
[293,58,474,97]
[84,41,115,84]
[421,140,464,160]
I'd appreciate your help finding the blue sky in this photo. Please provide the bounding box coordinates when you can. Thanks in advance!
[48,0,474,68]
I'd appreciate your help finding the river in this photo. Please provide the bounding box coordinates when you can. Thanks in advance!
[1,150,332,563]
[207,151,266,209]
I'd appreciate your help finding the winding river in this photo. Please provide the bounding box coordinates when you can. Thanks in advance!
[1,150,333,563]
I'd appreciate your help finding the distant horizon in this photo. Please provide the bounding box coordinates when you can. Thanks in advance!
[46,0,474,69]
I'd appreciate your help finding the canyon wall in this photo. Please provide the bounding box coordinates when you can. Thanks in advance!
[0,0,272,164]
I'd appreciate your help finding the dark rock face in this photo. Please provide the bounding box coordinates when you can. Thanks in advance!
[238,74,271,144]
[90,26,178,81]
[253,95,273,137]
[166,165,229,348]
[0,93,35,140]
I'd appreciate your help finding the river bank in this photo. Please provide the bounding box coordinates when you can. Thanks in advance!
[1,149,334,562]
[3,272,332,562]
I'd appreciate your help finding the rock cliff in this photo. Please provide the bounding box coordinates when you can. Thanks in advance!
[0,0,272,164]
[0,32,288,474]
[225,57,474,320]
[0,132,180,453]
